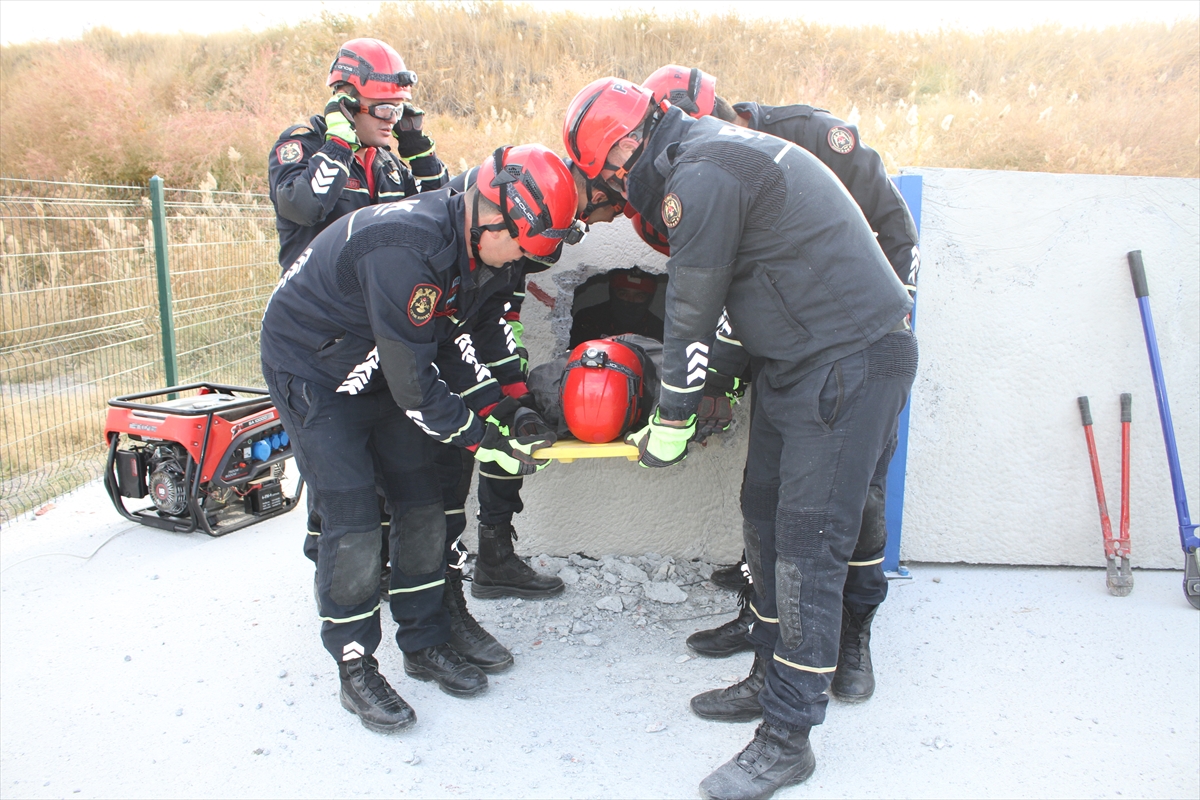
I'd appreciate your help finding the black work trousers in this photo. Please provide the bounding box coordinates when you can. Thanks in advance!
[742,331,917,730]
[265,365,450,663]
[433,446,525,544]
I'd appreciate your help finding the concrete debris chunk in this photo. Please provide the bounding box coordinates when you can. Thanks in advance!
[644,581,688,604]
[614,562,649,584]
[595,595,623,613]
[696,562,715,580]
[570,620,593,634]
[582,634,603,647]
[558,566,580,585]
[532,554,569,575]
[646,722,666,733]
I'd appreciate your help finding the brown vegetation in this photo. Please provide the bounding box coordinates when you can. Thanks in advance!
[2,3,1197,189]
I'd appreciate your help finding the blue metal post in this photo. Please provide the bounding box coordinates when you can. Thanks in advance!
[884,174,922,578]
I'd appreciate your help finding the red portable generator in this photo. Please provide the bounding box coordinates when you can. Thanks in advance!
[104,383,304,536]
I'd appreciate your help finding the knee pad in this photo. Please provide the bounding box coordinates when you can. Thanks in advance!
[393,501,447,576]
[740,480,779,522]
[776,507,830,561]
[329,528,384,606]
[853,484,888,560]
[775,559,805,650]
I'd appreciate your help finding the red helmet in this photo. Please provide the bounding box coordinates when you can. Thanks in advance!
[328,38,416,100]
[475,145,585,264]
[628,211,670,256]
[642,65,716,119]
[561,339,646,443]
[563,77,659,179]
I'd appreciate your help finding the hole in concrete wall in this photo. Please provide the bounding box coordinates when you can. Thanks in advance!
[566,267,668,350]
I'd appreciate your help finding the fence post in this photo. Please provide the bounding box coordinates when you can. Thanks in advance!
[149,176,179,394]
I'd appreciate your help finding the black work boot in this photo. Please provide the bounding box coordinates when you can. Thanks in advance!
[831,601,878,702]
[687,604,755,657]
[690,652,766,722]
[471,522,564,599]
[711,559,750,592]
[403,642,488,697]
[338,654,416,733]
[699,722,816,800]
[444,571,514,673]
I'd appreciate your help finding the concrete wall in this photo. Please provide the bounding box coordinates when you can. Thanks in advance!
[471,169,1199,569]
[901,169,1198,569]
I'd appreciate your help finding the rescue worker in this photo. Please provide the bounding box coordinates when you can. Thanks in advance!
[640,65,921,710]
[564,78,917,799]
[268,38,448,270]
[261,144,581,732]
[266,37,464,672]
[568,267,665,348]
[435,162,628,601]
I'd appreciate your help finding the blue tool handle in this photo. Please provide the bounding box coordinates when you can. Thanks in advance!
[1128,251,1197,553]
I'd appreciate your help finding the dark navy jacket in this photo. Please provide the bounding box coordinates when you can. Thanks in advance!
[260,190,519,447]
[268,114,447,270]
[707,103,921,384]
[625,108,912,420]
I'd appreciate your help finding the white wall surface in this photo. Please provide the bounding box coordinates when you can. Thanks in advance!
[902,169,1198,569]
[490,169,1199,569]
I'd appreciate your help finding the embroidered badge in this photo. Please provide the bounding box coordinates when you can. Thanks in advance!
[407,284,441,326]
[276,140,303,164]
[662,193,683,228]
[827,126,856,155]
[345,178,361,190]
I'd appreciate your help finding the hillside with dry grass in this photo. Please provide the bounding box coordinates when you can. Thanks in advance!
[1,2,1197,189]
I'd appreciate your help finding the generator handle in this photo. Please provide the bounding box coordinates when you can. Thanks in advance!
[108,383,270,414]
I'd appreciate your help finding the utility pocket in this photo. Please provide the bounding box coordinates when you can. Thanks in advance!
[817,363,844,428]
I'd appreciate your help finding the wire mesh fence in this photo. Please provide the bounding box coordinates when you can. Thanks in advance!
[0,178,279,525]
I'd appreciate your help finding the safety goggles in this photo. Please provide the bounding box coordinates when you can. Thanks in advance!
[363,102,404,121]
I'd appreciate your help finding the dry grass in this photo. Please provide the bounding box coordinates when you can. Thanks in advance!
[1,4,1196,189]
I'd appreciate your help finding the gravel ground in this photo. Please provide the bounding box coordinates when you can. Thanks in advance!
[1,481,1197,799]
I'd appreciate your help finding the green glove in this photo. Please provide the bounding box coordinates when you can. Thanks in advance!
[324,93,360,151]
[507,319,529,375]
[624,410,696,468]
[474,417,554,476]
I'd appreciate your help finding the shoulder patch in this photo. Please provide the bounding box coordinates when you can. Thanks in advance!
[662,193,683,228]
[827,126,856,155]
[408,284,441,326]
[276,140,303,164]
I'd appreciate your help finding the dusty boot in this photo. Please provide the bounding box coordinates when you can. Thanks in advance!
[471,522,564,599]
[699,722,816,800]
[688,587,755,657]
[830,601,878,702]
[444,570,514,673]
[403,642,488,698]
[711,558,750,592]
[690,652,766,722]
[338,654,416,733]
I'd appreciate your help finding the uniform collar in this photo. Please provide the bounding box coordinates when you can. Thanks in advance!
[625,105,693,220]
[731,101,765,130]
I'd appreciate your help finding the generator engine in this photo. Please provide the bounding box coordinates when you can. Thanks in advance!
[104,383,303,536]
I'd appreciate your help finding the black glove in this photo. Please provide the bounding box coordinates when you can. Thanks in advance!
[694,370,745,444]
[392,103,436,160]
